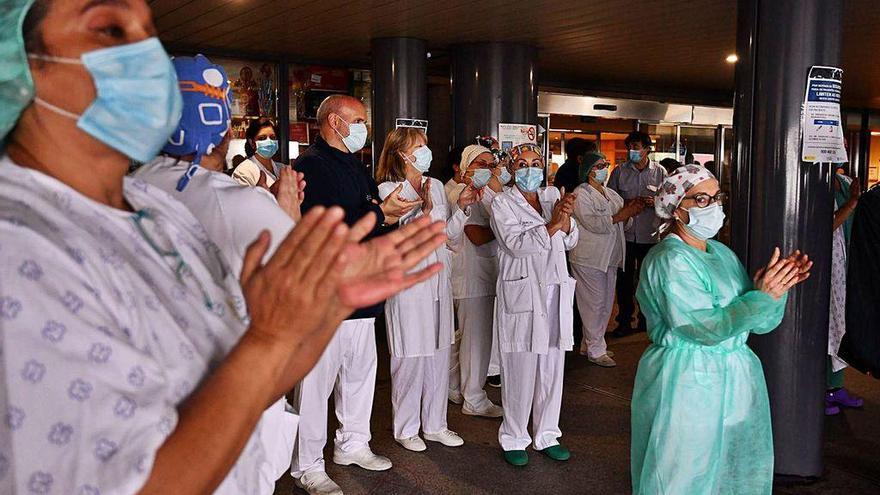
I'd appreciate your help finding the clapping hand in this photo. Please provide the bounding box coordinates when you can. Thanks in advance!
[457,184,483,210]
[549,187,577,234]
[419,179,434,216]
[268,168,306,221]
[380,183,422,224]
[753,247,813,300]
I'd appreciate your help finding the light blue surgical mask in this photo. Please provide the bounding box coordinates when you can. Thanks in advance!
[470,168,493,188]
[628,149,644,164]
[593,167,609,184]
[256,139,278,159]
[334,116,368,153]
[498,167,512,185]
[28,38,183,163]
[515,167,544,193]
[684,203,726,240]
[406,145,432,174]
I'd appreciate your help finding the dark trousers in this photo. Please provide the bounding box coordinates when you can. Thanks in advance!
[615,242,654,328]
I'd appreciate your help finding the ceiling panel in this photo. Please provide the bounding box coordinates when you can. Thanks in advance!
[149,0,880,108]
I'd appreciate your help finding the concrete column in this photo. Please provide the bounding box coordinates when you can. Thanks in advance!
[371,38,427,160]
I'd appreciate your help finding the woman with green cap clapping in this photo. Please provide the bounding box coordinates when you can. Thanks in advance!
[570,152,646,367]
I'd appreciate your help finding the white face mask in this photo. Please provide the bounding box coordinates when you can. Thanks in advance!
[404,145,432,174]
[681,203,726,240]
[334,115,368,153]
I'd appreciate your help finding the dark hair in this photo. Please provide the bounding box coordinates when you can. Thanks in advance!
[449,145,465,168]
[22,0,50,55]
[659,158,681,175]
[624,131,653,149]
[244,118,277,157]
[564,138,596,160]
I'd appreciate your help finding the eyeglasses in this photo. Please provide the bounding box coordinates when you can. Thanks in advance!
[682,191,728,208]
[593,162,609,170]
[396,118,429,130]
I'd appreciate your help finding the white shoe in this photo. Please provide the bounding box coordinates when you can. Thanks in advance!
[423,429,464,447]
[395,435,427,452]
[580,344,614,358]
[462,402,504,418]
[448,390,464,404]
[332,447,392,471]
[607,350,615,358]
[588,354,617,368]
[295,471,343,495]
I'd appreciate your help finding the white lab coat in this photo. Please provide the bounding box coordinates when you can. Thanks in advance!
[232,156,284,188]
[490,186,579,354]
[569,182,628,272]
[378,176,467,357]
[0,155,282,495]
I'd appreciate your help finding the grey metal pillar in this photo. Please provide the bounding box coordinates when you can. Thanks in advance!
[732,0,842,480]
[450,43,538,149]
[371,38,427,161]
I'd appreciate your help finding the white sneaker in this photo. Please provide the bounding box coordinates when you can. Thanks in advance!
[332,447,392,471]
[295,471,343,495]
[462,402,504,418]
[448,389,464,404]
[395,435,427,452]
[588,354,617,368]
[607,350,615,358]
[423,429,465,447]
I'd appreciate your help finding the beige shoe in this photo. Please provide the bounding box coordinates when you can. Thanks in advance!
[462,402,504,418]
[396,435,427,452]
[295,471,343,495]
[332,447,392,471]
[423,429,464,447]
[588,354,617,368]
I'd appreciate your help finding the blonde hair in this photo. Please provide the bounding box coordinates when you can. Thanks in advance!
[376,128,428,183]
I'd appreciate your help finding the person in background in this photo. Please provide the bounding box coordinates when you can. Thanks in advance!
[607,131,666,338]
[454,145,506,418]
[376,128,479,452]
[0,2,445,494]
[570,152,645,368]
[486,159,514,387]
[659,157,681,176]
[490,144,579,467]
[232,118,284,187]
[631,165,811,494]
[826,172,864,415]
[445,144,467,404]
[230,153,246,173]
[703,160,717,177]
[290,94,423,495]
[553,137,596,194]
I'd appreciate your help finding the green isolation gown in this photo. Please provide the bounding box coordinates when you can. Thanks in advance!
[631,235,787,495]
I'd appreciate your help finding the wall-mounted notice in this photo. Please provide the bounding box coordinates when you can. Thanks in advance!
[498,123,537,151]
[801,66,847,163]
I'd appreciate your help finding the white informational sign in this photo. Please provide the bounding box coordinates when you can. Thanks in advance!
[498,123,537,151]
[801,66,847,163]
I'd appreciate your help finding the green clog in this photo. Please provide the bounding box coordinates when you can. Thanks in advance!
[503,449,529,466]
[540,444,571,461]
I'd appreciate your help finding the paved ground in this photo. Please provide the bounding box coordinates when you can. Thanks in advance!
[275,325,880,494]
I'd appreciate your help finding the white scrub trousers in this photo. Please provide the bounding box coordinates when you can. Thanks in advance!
[498,285,566,451]
[571,263,617,359]
[391,346,452,439]
[448,301,462,398]
[290,318,377,477]
[458,295,496,410]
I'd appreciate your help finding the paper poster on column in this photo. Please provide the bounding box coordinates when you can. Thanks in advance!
[801,66,847,163]
[498,123,538,151]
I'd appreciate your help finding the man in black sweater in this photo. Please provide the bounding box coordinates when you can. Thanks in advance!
[553,137,596,193]
[290,95,419,495]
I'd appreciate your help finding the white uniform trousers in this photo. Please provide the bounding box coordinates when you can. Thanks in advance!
[498,286,566,451]
[488,316,501,376]
[458,296,496,410]
[390,346,452,439]
[290,318,377,477]
[449,300,462,397]
[571,263,616,359]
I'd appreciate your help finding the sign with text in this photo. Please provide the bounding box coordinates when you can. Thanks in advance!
[802,66,847,163]
[498,123,537,151]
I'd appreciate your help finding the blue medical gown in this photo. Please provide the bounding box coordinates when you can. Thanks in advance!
[631,236,787,494]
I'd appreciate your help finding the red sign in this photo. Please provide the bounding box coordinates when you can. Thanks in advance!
[289,122,309,143]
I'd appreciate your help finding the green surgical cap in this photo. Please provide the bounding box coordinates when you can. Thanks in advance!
[0,0,37,142]
[579,151,607,183]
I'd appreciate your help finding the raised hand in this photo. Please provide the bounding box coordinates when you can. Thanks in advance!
[457,184,482,210]
[381,183,422,225]
[255,170,269,191]
[269,167,302,221]
[754,247,811,300]
[420,179,434,216]
[849,176,862,202]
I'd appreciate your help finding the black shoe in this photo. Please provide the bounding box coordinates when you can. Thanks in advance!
[487,375,501,388]
[611,326,634,339]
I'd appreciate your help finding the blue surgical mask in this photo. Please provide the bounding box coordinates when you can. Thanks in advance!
[407,145,432,174]
[515,167,544,193]
[593,168,609,184]
[498,167,512,185]
[470,168,493,188]
[684,203,726,240]
[256,139,278,159]
[334,117,368,153]
[629,149,643,164]
[28,38,183,163]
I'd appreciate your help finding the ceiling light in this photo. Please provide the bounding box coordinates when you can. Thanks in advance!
[726,54,739,63]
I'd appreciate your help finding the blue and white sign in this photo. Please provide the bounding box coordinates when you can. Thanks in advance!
[801,66,847,163]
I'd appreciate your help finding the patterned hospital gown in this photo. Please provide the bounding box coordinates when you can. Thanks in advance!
[0,155,290,494]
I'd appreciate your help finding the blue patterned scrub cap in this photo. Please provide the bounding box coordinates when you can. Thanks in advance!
[0,0,37,143]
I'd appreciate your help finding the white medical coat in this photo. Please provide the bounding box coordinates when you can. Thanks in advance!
[490,186,579,354]
[232,157,284,188]
[378,177,467,357]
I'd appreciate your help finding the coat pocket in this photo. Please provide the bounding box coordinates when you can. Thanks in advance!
[501,278,533,314]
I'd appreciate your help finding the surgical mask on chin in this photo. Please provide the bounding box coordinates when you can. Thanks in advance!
[593,168,608,184]
[515,167,544,193]
[683,203,726,240]
[334,117,368,153]
[628,149,643,164]
[470,168,493,188]
[498,167,512,185]
[407,145,432,174]
[28,38,183,164]
[256,139,278,159]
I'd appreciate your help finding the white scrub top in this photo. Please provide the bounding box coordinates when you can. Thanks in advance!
[452,196,499,300]
[0,155,274,495]
[232,157,284,188]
